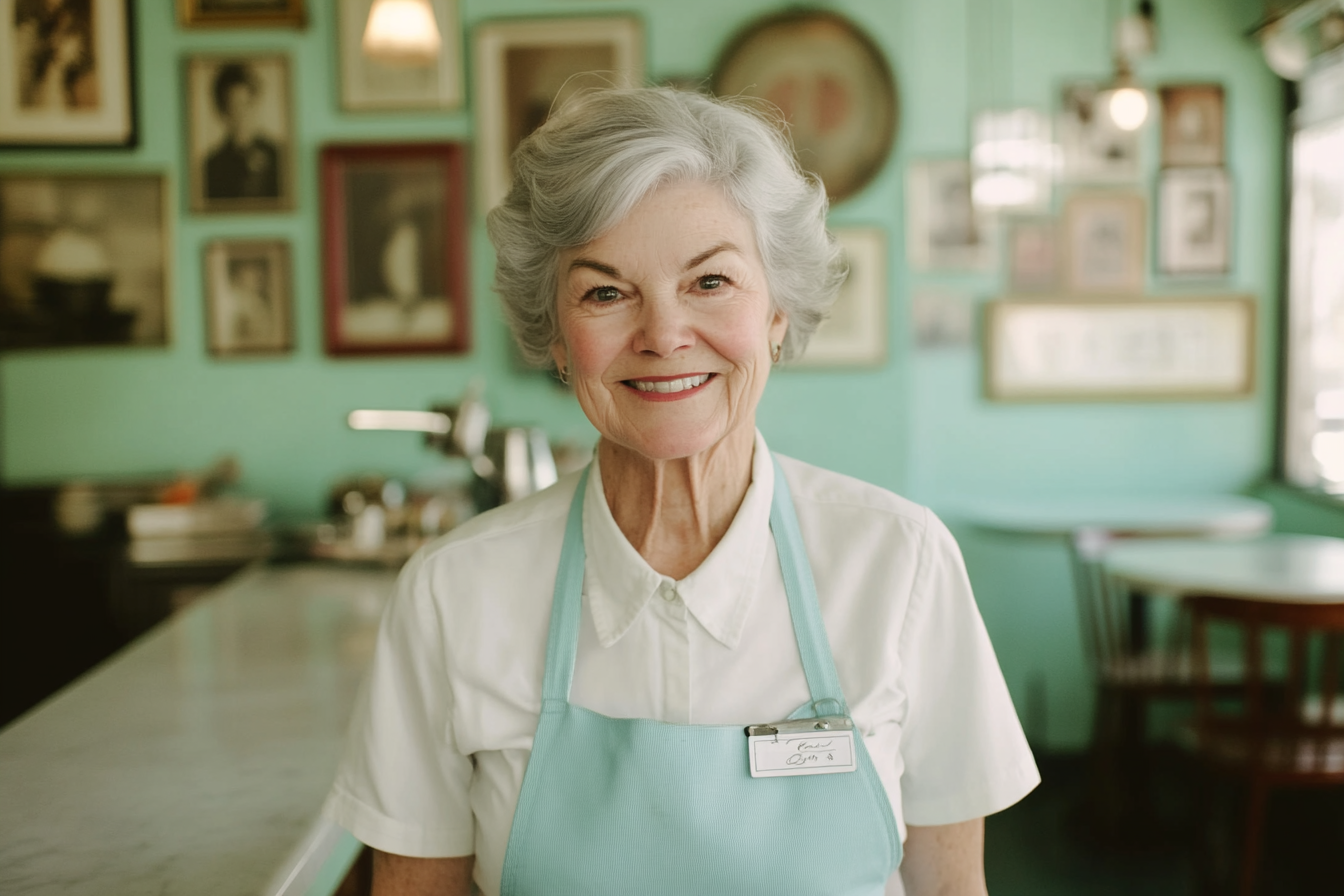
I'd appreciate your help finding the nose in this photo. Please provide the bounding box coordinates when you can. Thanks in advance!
[633,293,694,358]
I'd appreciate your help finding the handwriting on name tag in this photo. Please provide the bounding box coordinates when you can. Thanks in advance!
[748,730,858,778]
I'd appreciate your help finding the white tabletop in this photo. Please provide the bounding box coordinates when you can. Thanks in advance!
[1103,534,1344,603]
[961,494,1273,538]
[0,564,396,896]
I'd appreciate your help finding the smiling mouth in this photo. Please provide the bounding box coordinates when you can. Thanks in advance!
[626,373,713,394]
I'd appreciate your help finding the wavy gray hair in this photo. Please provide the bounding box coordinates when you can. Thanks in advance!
[485,86,847,367]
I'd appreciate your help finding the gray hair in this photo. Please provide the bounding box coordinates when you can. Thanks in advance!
[485,86,846,367]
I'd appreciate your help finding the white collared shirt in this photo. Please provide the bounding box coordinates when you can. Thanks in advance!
[325,433,1039,896]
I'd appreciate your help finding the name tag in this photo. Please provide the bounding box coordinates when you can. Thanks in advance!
[745,717,858,778]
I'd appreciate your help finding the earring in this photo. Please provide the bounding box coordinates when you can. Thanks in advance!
[556,365,570,386]
[770,343,782,364]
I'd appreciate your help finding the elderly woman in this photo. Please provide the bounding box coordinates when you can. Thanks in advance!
[325,87,1038,896]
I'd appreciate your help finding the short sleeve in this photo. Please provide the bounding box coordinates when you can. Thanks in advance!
[323,550,476,856]
[897,511,1040,826]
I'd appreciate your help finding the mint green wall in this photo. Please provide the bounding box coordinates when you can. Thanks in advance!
[0,0,1286,749]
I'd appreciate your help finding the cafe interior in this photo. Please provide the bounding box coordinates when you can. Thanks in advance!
[2,0,1344,893]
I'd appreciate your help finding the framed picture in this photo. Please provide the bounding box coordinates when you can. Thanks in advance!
[1161,84,1224,168]
[474,16,643,213]
[0,173,168,350]
[712,9,898,203]
[1006,218,1059,294]
[792,226,887,367]
[204,238,291,356]
[911,288,974,349]
[1061,192,1146,294]
[338,0,462,111]
[984,297,1255,401]
[321,142,470,356]
[1058,81,1141,183]
[185,53,294,213]
[1159,168,1231,277]
[906,159,993,272]
[177,0,304,27]
[0,0,136,147]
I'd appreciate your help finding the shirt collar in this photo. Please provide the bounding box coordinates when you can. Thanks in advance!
[582,430,775,649]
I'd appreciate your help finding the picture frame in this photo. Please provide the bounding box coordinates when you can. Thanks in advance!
[983,297,1255,401]
[338,0,462,111]
[0,172,169,350]
[712,9,898,203]
[1161,84,1224,168]
[203,238,292,356]
[1006,218,1060,294]
[185,53,294,214]
[906,158,993,272]
[791,226,887,367]
[1061,192,1146,294]
[0,0,137,147]
[320,142,470,356]
[474,16,644,213]
[1058,81,1141,183]
[1159,168,1232,277]
[177,0,305,28]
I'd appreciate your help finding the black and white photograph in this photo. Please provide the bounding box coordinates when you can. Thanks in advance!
[906,159,993,271]
[1159,168,1231,276]
[0,0,136,146]
[204,238,291,356]
[178,0,305,27]
[338,0,461,111]
[1161,84,1225,168]
[0,173,167,349]
[1062,192,1146,294]
[186,53,293,213]
[1058,81,1141,183]
[321,143,470,356]
[791,226,887,367]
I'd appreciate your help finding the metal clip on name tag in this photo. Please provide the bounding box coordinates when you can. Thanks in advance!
[744,716,858,778]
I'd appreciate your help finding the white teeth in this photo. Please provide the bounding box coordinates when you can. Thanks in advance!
[632,374,711,394]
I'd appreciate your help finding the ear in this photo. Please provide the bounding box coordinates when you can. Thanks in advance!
[550,340,569,373]
[768,308,789,348]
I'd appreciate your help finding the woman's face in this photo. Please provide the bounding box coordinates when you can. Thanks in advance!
[552,180,788,462]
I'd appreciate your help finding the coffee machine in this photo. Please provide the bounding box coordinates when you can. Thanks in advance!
[347,382,558,512]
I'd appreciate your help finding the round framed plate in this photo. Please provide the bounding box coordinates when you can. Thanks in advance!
[712,10,898,202]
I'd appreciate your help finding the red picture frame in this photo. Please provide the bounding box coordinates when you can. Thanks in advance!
[321,142,470,356]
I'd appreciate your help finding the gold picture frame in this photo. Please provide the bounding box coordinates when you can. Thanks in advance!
[984,297,1255,402]
[1061,192,1146,294]
[178,0,305,28]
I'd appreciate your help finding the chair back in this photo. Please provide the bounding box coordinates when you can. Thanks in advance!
[1188,595,1344,778]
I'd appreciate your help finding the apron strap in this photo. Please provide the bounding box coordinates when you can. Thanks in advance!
[540,456,849,714]
[540,466,591,707]
[769,455,848,713]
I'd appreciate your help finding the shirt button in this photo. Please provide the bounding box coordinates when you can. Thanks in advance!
[661,584,678,602]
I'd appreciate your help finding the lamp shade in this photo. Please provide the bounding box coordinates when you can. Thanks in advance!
[362,0,441,65]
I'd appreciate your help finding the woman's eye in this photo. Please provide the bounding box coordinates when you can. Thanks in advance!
[588,286,621,303]
[697,275,725,291]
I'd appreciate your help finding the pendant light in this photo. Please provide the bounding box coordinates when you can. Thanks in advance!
[1102,1,1156,131]
[362,0,441,65]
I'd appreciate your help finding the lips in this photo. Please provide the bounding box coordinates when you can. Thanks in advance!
[627,374,712,394]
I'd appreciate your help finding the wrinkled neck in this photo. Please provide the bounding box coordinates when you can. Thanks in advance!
[599,427,756,580]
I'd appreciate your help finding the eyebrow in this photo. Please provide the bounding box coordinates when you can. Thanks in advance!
[683,242,740,271]
[567,242,743,281]
[568,257,621,278]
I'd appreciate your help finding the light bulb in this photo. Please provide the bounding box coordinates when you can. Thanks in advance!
[1260,24,1311,80]
[363,0,441,65]
[1108,87,1149,131]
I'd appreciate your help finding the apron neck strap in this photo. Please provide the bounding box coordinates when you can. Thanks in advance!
[540,456,849,714]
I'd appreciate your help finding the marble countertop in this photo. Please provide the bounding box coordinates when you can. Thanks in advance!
[0,563,397,896]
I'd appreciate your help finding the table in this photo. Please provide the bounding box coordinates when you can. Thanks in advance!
[963,494,1274,538]
[0,563,396,896]
[1103,533,1344,603]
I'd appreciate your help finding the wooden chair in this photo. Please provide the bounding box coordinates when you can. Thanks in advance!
[1071,528,1209,843]
[1187,594,1344,896]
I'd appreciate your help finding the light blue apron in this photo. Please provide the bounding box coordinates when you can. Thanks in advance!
[499,456,901,895]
